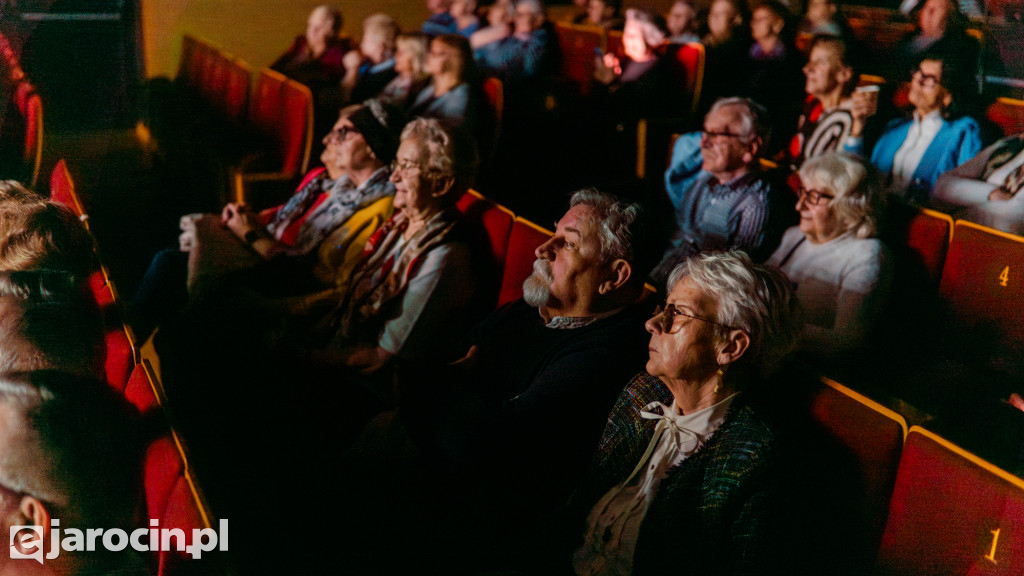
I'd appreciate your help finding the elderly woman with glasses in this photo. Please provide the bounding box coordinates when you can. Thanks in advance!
[767,152,891,364]
[571,250,797,575]
[855,50,980,204]
[310,117,480,373]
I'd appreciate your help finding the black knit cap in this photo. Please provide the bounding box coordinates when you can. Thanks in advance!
[348,99,406,164]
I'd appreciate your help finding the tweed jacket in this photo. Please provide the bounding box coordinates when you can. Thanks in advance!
[574,371,780,576]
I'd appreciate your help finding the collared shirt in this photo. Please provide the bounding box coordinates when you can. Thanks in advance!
[673,171,773,255]
[574,393,738,576]
[891,110,944,193]
[544,308,620,330]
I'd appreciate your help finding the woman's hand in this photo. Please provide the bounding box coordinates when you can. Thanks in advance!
[222,203,261,241]
[594,52,619,85]
[850,88,878,137]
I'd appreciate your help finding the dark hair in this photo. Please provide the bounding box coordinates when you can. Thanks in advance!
[916,48,977,118]
[434,33,477,83]
[0,196,95,278]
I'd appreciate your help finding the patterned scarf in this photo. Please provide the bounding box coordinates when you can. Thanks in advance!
[289,167,394,255]
[266,171,336,241]
[326,206,460,341]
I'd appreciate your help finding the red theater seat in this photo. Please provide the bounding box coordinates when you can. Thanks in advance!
[457,190,515,309]
[49,159,89,222]
[886,204,953,293]
[15,82,42,188]
[875,427,1024,575]
[938,220,1024,356]
[554,22,604,96]
[499,217,553,307]
[987,97,1024,138]
[672,42,705,116]
[811,378,907,547]
[125,361,160,414]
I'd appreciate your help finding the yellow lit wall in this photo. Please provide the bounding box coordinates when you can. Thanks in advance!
[139,0,428,78]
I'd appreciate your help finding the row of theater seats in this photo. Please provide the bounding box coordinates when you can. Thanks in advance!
[0,32,43,188]
[155,34,315,207]
[808,375,1024,575]
[49,160,226,576]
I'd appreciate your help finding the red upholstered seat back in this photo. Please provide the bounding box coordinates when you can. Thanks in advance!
[125,362,160,414]
[987,97,1024,138]
[499,218,552,307]
[221,57,251,123]
[876,427,1024,575]
[673,42,705,116]
[143,435,210,575]
[605,30,623,58]
[277,79,313,176]
[810,379,907,546]
[50,159,86,217]
[249,70,287,138]
[554,22,603,96]
[886,204,952,293]
[938,220,1024,351]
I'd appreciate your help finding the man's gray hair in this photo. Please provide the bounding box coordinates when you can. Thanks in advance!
[667,250,797,378]
[569,188,643,266]
[708,96,771,149]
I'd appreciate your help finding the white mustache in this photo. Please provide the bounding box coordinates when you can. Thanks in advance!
[531,258,553,282]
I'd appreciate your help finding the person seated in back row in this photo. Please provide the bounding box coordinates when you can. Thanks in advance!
[933,132,1024,235]
[653,97,795,285]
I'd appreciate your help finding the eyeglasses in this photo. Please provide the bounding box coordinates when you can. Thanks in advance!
[652,302,736,334]
[325,125,359,142]
[910,68,941,88]
[797,186,834,206]
[390,158,424,175]
[700,129,745,144]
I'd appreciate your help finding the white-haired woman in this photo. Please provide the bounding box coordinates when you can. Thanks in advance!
[573,250,797,575]
[378,32,431,108]
[767,152,892,361]
[311,117,480,373]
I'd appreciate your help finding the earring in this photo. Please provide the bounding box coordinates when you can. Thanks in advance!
[714,367,724,394]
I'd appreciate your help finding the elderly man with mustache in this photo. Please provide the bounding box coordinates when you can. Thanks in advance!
[388,188,652,570]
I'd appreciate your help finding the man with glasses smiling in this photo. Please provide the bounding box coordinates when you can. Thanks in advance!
[653,97,795,284]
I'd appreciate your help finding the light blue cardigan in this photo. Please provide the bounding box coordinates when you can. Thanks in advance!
[867,115,982,201]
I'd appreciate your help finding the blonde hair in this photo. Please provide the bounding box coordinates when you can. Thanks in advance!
[799,152,881,239]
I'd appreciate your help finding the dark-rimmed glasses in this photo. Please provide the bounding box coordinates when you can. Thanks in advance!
[325,125,359,142]
[652,303,736,334]
[910,68,941,88]
[797,186,834,206]
[700,129,745,144]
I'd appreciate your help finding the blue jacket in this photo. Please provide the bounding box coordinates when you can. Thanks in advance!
[869,115,982,201]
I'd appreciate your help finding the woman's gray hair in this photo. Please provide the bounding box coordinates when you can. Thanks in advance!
[625,8,667,48]
[799,152,881,238]
[400,117,477,203]
[396,32,430,79]
[569,188,645,269]
[708,96,771,148]
[666,250,798,379]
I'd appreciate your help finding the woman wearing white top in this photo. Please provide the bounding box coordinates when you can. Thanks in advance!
[768,152,892,364]
[863,51,981,204]
[932,134,1024,234]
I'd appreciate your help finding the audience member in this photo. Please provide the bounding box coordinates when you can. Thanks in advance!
[571,250,797,575]
[700,0,751,106]
[470,0,514,50]
[307,118,480,372]
[451,0,483,37]
[0,183,94,279]
[858,51,981,203]
[0,271,103,378]
[474,0,554,88]
[354,190,655,572]
[422,0,457,36]
[893,0,981,81]
[132,101,404,337]
[933,133,1024,234]
[0,371,147,576]
[786,34,873,167]
[796,0,854,49]
[578,0,625,30]
[666,0,700,44]
[409,34,482,137]
[653,98,795,284]
[270,5,348,92]
[343,13,400,104]
[767,153,891,365]
[744,0,805,152]
[378,32,431,109]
